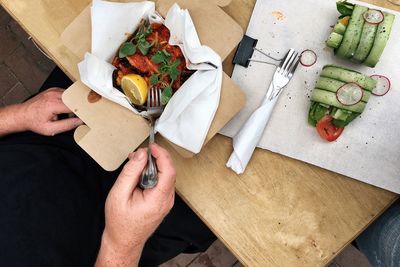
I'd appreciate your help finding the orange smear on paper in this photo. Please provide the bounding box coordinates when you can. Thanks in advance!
[272,11,285,21]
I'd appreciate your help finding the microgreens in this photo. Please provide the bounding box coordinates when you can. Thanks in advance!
[150,49,182,104]
[118,22,153,58]
[161,86,173,106]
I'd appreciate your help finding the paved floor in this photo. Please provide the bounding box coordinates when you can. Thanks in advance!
[0,5,373,267]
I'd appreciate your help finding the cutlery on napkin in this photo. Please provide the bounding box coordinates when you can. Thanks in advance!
[227,48,300,174]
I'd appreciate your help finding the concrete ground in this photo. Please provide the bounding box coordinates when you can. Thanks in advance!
[0,5,372,267]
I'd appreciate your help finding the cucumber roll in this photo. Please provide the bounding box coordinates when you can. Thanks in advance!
[308,65,377,141]
[325,1,395,67]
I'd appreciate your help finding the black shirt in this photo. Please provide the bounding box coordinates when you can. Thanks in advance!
[0,131,215,267]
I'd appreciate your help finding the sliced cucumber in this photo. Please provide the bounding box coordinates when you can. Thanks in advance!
[316,77,371,102]
[321,65,377,91]
[333,22,347,34]
[332,108,351,121]
[333,112,360,127]
[352,22,378,63]
[316,76,346,91]
[364,12,395,67]
[336,5,369,58]
[326,32,343,48]
[311,89,366,113]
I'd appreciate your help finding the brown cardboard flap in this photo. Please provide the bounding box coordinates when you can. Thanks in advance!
[62,81,150,171]
[61,0,245,170]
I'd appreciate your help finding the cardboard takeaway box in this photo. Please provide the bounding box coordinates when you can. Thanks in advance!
[61,0,246,171]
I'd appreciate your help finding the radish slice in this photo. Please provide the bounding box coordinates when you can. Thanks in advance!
[300,49,317,67]
[370,74,391,96]
[363,9,384,24]
[336,83,364,106]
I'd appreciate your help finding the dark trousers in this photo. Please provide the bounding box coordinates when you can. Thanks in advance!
[0,68,215,267]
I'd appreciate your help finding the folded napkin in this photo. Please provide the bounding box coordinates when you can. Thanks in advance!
[227,93,278,174]
[78,0,222,153]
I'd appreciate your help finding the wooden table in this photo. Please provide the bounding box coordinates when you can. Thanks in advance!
[1,0,398,266]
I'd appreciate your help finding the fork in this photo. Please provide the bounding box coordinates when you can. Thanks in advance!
[226,48,300,174]
[140,86,164,189]
[264,48,300,102]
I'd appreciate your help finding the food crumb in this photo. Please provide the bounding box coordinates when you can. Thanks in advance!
[271,11,285,21]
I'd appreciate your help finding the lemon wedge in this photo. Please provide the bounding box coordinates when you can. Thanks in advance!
[121,74,148,105]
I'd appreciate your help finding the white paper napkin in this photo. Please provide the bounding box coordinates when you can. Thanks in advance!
[227,95,278,174]
[78,0,222,153]
[156,4,222,153]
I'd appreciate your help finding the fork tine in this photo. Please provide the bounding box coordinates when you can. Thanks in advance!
[288,56,300,78]
[155,87,159,106]
[153,87,157,107]
[279,48,295,74]
[283,52,298,75]
[152,86,156,107]
[147,86,151,109]
[276,49,291,72]
[158,88,162,106]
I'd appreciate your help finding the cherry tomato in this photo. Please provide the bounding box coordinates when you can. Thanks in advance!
[316,115,344,142]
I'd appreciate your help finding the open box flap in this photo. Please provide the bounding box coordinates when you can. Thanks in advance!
[61,0,245,170]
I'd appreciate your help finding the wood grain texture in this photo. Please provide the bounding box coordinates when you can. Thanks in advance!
[1,0,398,266]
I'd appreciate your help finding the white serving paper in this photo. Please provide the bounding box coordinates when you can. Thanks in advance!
[220,0,400,193]
[78,0,222,153]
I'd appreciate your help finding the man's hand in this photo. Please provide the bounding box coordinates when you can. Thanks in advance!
[96,144,176,267]
[20,88,83,136]
[0,88,83,137]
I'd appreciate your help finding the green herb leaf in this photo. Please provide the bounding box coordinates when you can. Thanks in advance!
[171,59,181,68]
[149,74,159,86]
[151,51,169,64]
[119,42,136,58]
[336,1,354,16]
[161,86,173,105]
[130,22,153,55]
[169,66,180,81]
[138,41,151,56]
[167,59,180,81]
[159,64,169,74]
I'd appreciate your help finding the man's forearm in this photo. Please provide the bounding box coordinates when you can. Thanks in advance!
[95,232,143,267]
[0,104,27,137]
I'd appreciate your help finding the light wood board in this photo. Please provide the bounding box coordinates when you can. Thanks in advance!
[1,0,398,266]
